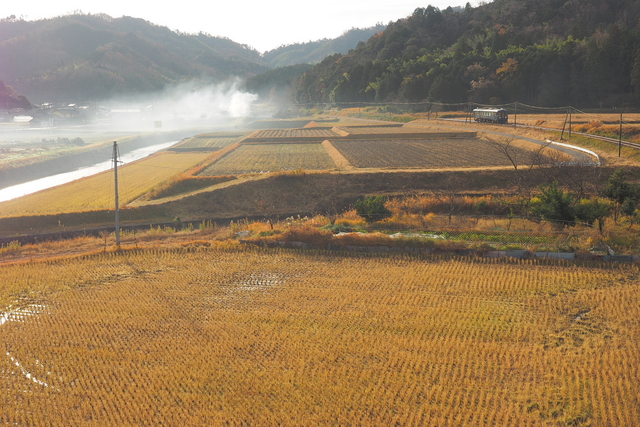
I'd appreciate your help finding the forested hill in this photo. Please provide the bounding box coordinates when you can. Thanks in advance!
[0,14,269,102]
[295,0,640,108]
[262,25,387,68]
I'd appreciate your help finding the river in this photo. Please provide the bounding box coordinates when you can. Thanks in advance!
[0,140,178,203]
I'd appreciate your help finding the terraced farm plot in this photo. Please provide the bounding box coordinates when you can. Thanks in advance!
[336,125,424,135]
[249,128,339,138]
[1,247,639,425]
[0,152,210,216]
[172,133,246,150]
[331,138,545,168]
[199,144,336,175]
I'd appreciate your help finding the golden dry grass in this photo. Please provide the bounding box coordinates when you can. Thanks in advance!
[0,247,638,425]
[0,152,211,216]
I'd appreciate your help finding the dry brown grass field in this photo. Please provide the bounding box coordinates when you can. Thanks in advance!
[1,246,639,425]
[404,111,640,142]
[172,133,247,150]
[199,143,336,175]
[329,138,550,169]
[514,112,640,129]
[249,128,340,138]
[0,151,211,216]
[339,125,432,135]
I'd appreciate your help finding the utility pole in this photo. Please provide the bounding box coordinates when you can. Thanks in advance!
[112,141,120,246]
[568,106,572,138]
[619,113,623,157]
[560,109,569,140]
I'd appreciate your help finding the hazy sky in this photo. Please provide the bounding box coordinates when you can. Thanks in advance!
[3,0,472,52]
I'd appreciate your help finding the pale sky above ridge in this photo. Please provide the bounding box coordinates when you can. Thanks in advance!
[3,0,473,52]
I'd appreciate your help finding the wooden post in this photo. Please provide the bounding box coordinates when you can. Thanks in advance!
[513,102,517,128]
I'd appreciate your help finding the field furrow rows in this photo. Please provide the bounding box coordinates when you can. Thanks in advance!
[0,248,638,425]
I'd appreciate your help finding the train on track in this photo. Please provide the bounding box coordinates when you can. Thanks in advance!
[473,108,508,124]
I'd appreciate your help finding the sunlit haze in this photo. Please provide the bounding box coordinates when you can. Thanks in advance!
[4,0,470,52]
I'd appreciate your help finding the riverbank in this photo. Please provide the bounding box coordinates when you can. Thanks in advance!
[0,129,199,190]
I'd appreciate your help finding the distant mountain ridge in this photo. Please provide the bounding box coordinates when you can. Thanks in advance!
[0,14,269,102]
[263,25,387,68]
[0,14,387,104]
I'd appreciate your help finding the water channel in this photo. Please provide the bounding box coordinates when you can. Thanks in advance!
[0,140,178,203]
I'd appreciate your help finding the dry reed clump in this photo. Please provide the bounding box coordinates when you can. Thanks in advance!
[246,221,276,234]
[334,210,367,228]
[275,224,333,246]
[331,232,395,247]
[377,213,432,230]
[387,194,512,216]
[0,241,22,256]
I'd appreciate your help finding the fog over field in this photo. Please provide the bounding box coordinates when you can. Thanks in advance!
[109,80,259,122]
[0,79,262,196]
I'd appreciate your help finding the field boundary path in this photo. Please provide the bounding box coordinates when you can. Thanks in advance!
[321,140,355,170]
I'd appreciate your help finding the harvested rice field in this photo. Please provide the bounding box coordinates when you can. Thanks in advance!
[172,133,246,150]
[1,247,639,425]
[248,128,340,139]
[330,138,548,169]
[199,143,336,175]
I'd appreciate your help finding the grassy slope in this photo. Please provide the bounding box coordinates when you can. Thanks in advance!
[0,165,629,238]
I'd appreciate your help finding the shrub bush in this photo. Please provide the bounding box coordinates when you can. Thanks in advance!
[355,196,392,223]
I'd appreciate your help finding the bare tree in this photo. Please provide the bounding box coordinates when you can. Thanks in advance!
[431,175,464,226]
[484,135,551,211]
[541,164,602,201]
[324,175,342,225]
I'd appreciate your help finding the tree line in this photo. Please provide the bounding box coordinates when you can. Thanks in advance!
[294,0,640,108]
